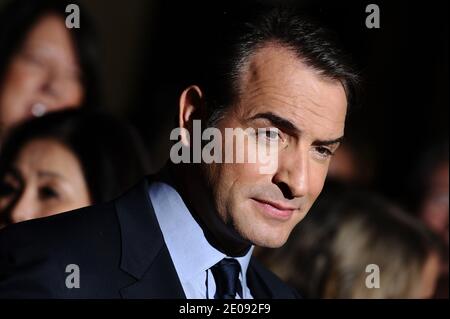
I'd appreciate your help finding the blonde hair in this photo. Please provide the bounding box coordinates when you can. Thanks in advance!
[323,214,423,298]
[259,186,441,298]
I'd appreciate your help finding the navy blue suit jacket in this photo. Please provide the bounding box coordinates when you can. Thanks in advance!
[0,176,299,298]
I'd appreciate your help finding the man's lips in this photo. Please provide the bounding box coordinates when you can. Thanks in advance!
[251,198,297,220]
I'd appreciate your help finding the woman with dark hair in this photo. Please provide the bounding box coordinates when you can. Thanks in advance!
[0,0,100,137]
[0,109,150,227]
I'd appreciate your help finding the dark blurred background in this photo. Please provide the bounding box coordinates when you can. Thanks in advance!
[0,0,447,299]
[2,0,446,207]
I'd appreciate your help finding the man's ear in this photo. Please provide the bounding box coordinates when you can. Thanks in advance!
[178,85,205,146]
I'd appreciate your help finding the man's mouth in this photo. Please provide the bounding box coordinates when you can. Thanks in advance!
[251,198,297,221]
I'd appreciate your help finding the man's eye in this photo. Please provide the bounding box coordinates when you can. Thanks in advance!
[39,186,59,200]
[314,146,333,159]
[258,128,280,141]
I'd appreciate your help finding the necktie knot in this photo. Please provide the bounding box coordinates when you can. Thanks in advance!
[211,258,243,299]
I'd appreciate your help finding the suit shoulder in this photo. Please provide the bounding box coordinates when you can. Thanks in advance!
[0,201,119,276]
[0,201,121,298]
[250,258,301,299]
[0,201,116,250]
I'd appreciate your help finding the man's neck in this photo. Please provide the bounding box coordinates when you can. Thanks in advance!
[166,163,252,257]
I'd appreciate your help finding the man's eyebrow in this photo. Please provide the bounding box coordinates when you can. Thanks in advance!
[313,136,344,146]
[248,112,344,145]
[248,112,300,134]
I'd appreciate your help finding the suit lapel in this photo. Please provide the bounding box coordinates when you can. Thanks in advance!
[247,258,300,299]
[114,174,292,299]
[120,245,186,298]
[247,258,273,299]
[115,177,186,298]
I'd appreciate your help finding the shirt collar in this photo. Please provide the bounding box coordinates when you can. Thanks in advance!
[149,181,253,285]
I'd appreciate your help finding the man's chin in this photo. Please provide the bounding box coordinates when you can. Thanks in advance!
[247,233,290,249]
[231,209,293,248]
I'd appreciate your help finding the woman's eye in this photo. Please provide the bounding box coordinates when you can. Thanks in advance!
[0,182,17,197]
[39,186,59,200]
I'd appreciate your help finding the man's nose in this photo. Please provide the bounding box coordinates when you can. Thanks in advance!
[272,149,310,199]
[10,189,37,224]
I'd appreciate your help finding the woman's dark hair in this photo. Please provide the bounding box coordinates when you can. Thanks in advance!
[0,109,151,205]
[0,0,101,107]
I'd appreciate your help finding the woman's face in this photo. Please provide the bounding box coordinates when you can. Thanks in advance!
[0,13,84,133]
[0,139,91,227]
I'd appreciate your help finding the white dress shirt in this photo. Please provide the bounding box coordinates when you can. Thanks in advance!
[149,181,254,299]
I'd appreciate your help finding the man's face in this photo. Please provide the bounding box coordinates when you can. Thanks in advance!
[203,44,348,248]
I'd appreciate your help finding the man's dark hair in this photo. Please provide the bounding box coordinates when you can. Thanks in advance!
[188,4,360,126]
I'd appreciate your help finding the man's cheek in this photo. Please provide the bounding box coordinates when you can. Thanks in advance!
[229,162,262,180]
[310,167,328,198]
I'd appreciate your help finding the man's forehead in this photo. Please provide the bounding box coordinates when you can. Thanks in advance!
[236,44,348,136]
[240,43,306,89]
